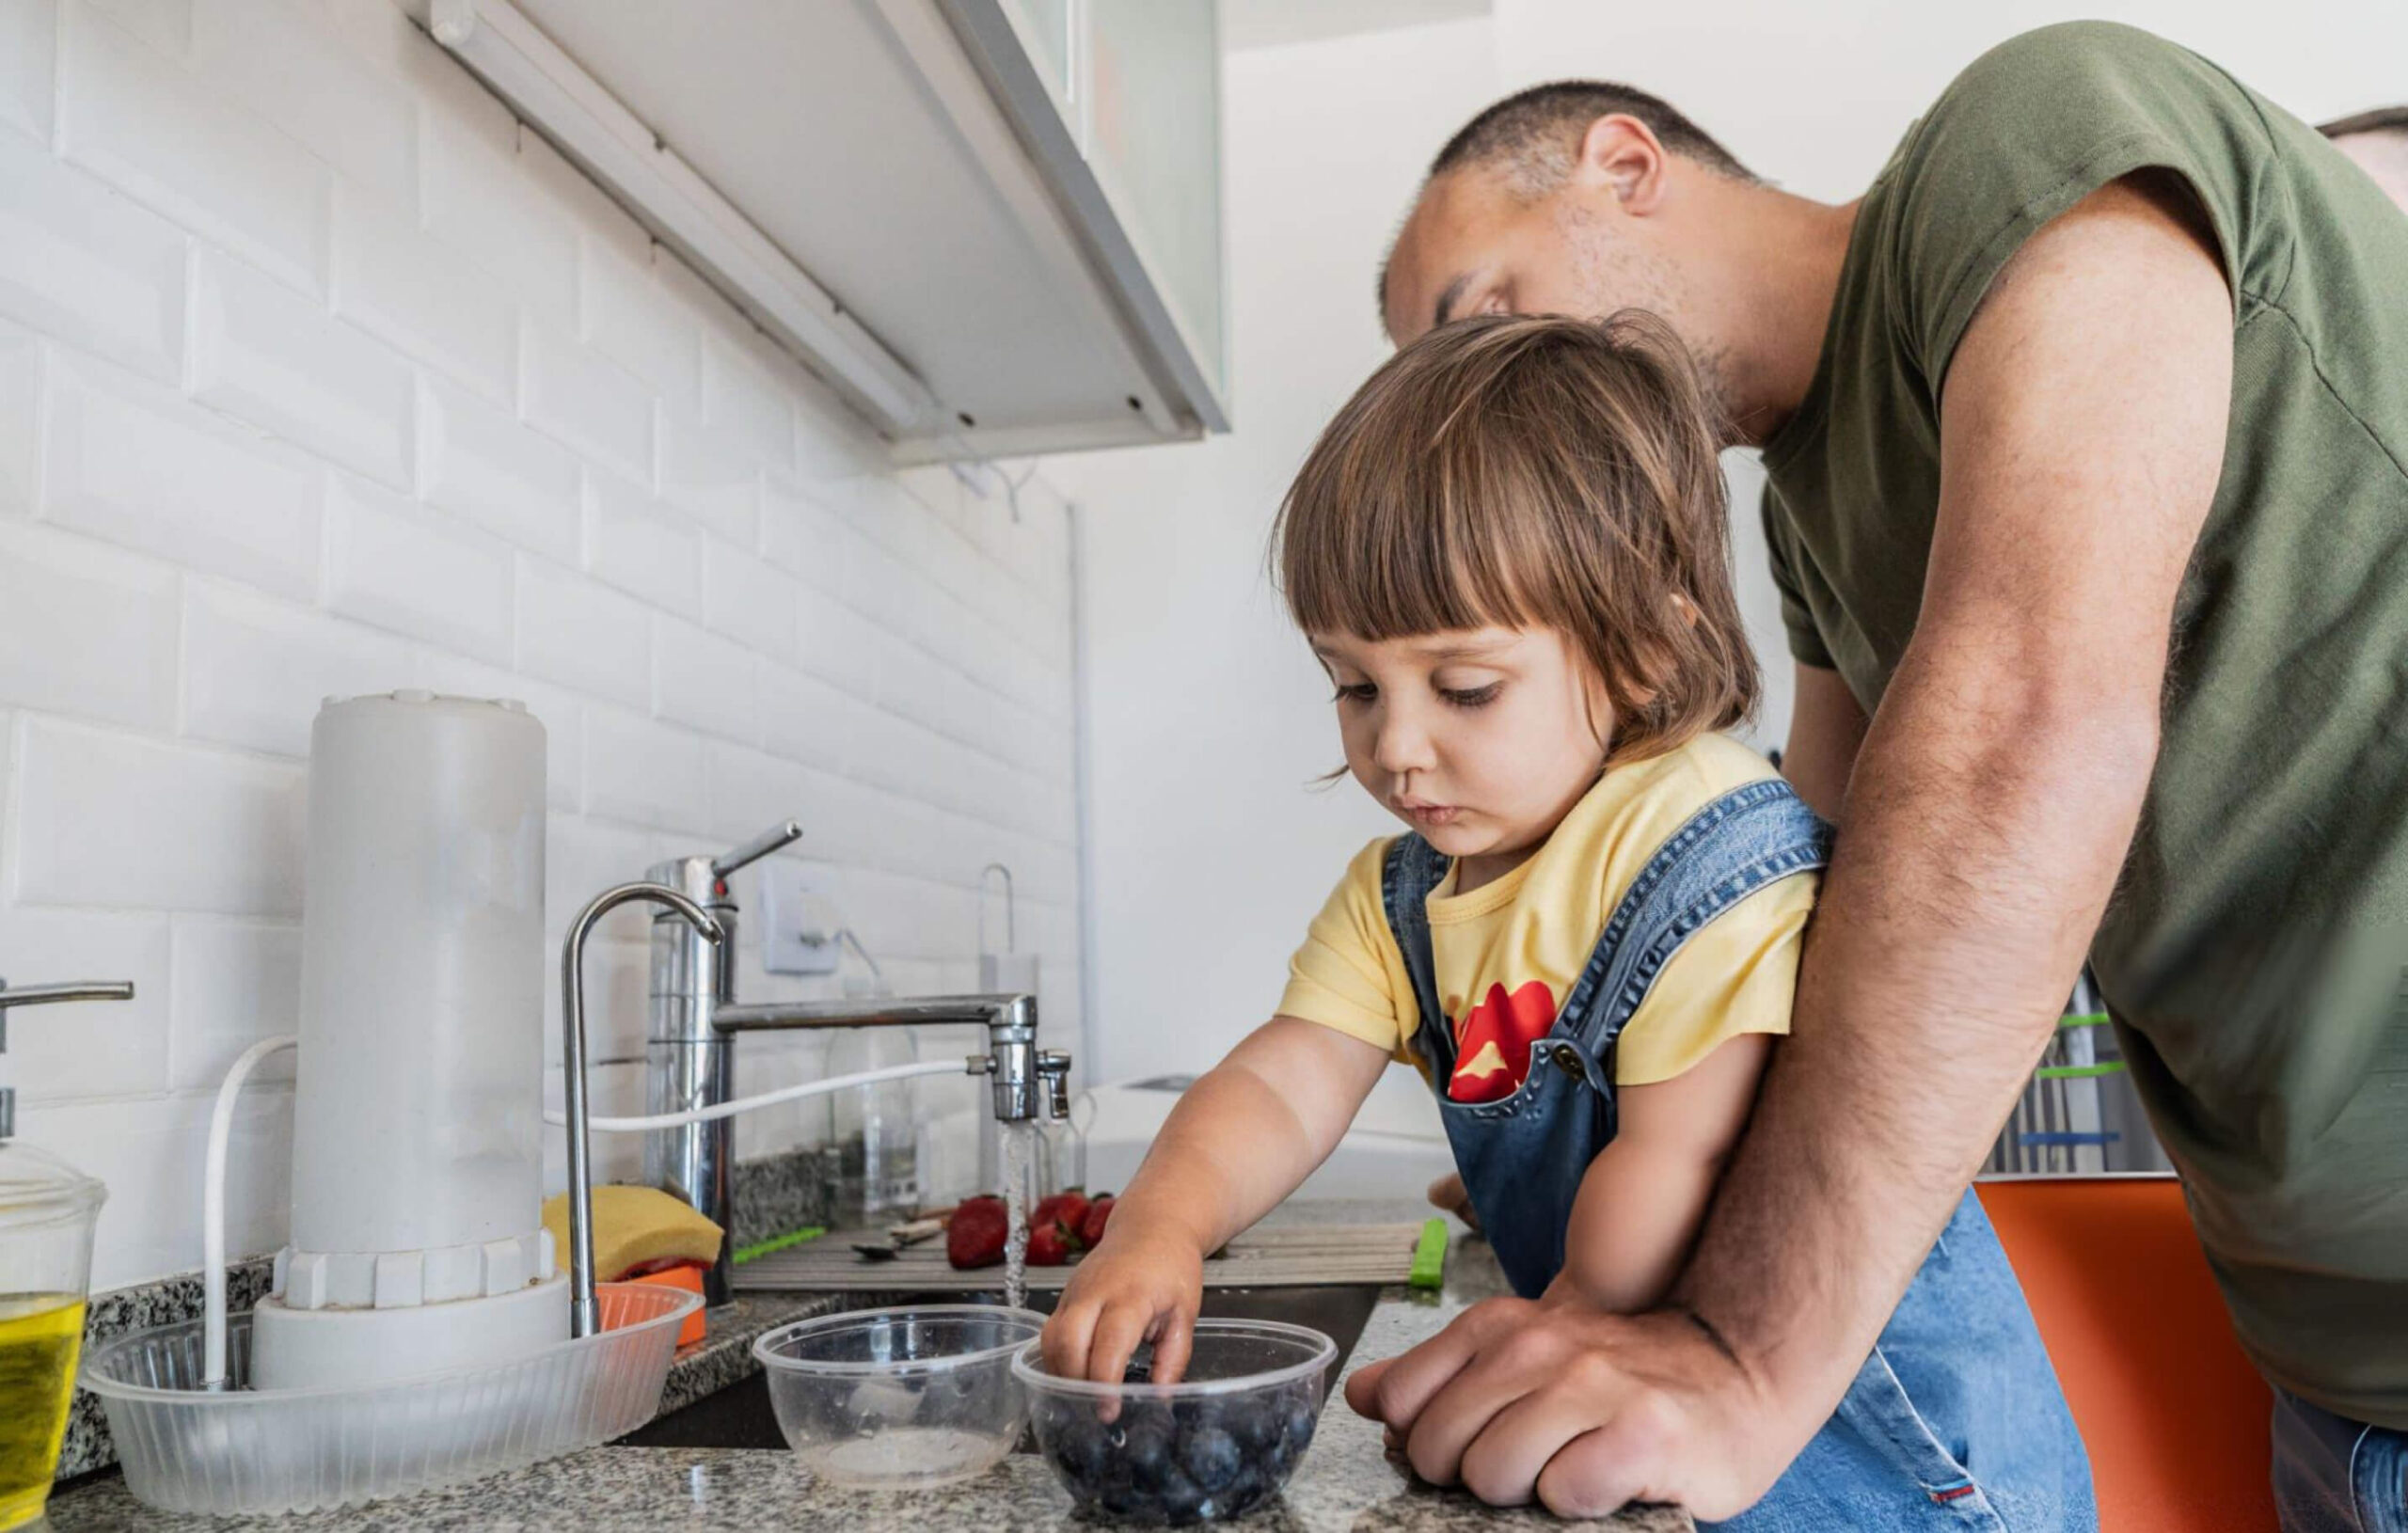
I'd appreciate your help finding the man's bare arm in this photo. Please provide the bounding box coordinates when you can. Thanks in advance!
[1782,664,1870,823]
[1655,169,2233,1494]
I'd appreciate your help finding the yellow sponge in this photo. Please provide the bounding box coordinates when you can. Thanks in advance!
[541,1185,723,1280]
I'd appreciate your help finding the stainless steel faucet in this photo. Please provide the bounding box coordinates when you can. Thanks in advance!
[0,979,136,1139]
[639,820,1071,1305]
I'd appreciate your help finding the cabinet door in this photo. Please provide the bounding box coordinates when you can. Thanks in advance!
[1000,0,1079,131]
[1082,0,1225,403]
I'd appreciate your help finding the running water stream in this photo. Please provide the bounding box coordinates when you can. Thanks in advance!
[999,1120,1034,1310]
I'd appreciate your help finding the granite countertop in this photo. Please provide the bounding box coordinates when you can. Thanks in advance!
[47,1208,1692,1533]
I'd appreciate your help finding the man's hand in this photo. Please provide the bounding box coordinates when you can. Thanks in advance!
[1343,1297,1791,1519]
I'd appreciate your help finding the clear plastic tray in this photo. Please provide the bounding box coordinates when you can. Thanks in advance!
[81,1282,699,1516]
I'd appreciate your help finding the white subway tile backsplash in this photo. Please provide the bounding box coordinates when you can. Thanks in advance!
[761,475,850,593]
[0,5,1086,1287]
[167,915,300,1090]
[516,555,651,709]
[655,615,756,742]
[794,592,883,703]
[657,404,761,548]
[704,741,805,846]
[58,0,326,293]
[700,331,795,470]
[326,475,512,663]
[522,315,651,485]
[420,373,578,563]
[334,189,515,407]
[0,521,178,730]
[191,249,415,489]
[0,330,36,518]
[702,541,797,662]
[582,240,698,410]
[0,908,171,1100]
[517,127,647,268]
[0,0,55,147]
[585,467,701,617]
[19,1089,293,1290]
[181,578,415,756]
[0,132,185,383]
[759,663,863,779]
[421,112,577,323]
[11,717,306,915]
[44,352,324,600]
[191,0,415,213]
[584,705,704,830]
[78,0,186,56]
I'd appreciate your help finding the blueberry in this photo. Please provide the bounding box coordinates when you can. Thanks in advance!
[1052,1414,1111,1480]
[1179,1427,1242,1493]
[1225,1397,1281,1454]
[1122,1414,1176,1491]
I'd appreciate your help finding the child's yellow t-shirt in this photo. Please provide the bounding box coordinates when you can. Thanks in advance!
[1277,734,1816,1099]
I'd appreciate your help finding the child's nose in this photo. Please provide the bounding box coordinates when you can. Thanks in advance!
[1372,709,1437,776]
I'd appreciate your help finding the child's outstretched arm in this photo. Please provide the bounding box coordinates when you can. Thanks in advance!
[1043,1017,1389,1385]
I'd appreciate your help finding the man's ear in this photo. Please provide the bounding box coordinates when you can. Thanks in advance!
[1576,114,1670,215]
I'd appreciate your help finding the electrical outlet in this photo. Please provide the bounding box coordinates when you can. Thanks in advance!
[761,861,843,975]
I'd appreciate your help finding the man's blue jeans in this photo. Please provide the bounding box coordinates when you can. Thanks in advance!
[2275,1390,2408,1532]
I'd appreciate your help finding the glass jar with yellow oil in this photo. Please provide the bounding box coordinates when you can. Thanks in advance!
[0,1137,103,1532]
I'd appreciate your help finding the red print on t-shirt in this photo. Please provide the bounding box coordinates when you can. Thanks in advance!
[1448,980,1560,1103]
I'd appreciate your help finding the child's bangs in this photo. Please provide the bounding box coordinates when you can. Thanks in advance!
[1276,364,1567,645]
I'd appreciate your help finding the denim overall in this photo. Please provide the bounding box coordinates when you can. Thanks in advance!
[1384,779,2098,1531]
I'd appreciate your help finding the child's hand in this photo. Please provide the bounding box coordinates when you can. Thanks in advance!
[1041,1220,1205,1384]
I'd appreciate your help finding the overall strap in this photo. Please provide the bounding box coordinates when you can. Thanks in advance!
[1380,834,1452,1063]
[1558,778,1831,1060]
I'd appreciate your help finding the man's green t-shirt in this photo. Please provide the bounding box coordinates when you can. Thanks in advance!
[1759,21,2408,1425]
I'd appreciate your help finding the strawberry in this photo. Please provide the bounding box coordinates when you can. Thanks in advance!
[1079,1194,1117,1248]
[1034,1190,1091,1238]
[946,1194,1009,1269]
[1027,1220,1075,1266]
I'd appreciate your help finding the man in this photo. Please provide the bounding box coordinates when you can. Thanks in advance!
[1356,22,2408,1530]
[2324,106,2408,210]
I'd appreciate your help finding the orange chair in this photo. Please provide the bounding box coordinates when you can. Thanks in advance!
[1976,1176,2276,1533]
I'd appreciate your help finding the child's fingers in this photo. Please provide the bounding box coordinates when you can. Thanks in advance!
[1042,1299,1100,1381]
[1343,1357,1394,1419]
[1085,1299,1155,1385]
[1150,1305,1196,1384]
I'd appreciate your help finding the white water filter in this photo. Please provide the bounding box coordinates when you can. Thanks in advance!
[248,692,561,1389]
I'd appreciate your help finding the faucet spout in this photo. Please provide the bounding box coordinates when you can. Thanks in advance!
[712,993,1059,1123]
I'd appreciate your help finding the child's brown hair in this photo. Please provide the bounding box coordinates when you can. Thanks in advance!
[1273,311,1756,763]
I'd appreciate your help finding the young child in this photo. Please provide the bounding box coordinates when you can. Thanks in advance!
[1041,313,2095,1528]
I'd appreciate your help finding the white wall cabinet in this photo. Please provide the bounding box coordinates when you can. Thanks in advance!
[419,0,1228,462]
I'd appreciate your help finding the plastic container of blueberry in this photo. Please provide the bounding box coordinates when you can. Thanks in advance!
[1012,1319,1338,1525]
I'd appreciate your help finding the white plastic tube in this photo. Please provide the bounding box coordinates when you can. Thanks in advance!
[544,1057,958,1133]
[206,1035,298,1390]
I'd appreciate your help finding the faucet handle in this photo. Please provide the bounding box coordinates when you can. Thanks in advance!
[712,820,803,878]
[1037,1049,1072,1119]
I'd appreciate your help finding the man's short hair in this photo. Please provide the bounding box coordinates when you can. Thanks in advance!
[2320,106,2408,138]
[1380,82,1755,326]
[1430,80,1758,197]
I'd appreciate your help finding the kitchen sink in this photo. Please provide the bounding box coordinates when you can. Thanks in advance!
[616,1285,1383,1452]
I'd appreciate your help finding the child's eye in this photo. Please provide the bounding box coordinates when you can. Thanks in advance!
[1439,683,1503,709]
[1333,682,1378,704]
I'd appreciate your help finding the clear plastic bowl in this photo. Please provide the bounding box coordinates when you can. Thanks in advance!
[1013,1319,1338,1525]
[750,1304,1046,1489]
[81,1282,697,1516]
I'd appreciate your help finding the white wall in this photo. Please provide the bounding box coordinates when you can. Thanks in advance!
[0,0,1084,1290]
[1052,1,2406,1084]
